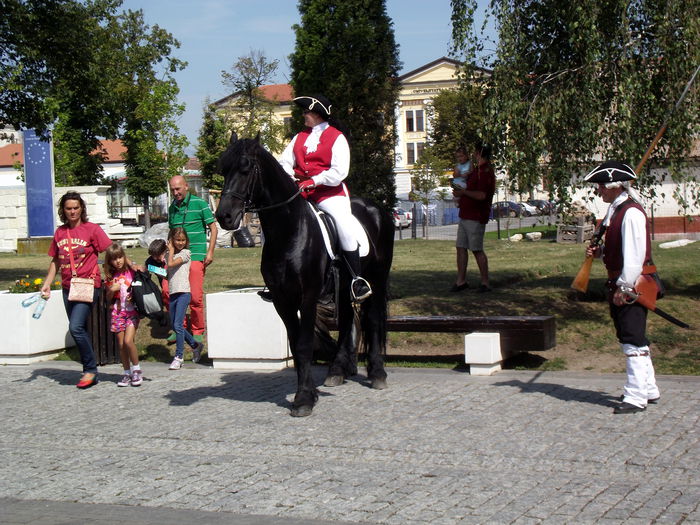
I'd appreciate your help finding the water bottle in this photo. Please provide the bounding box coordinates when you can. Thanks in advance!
[32,296,47,319]
[21,293,41,308]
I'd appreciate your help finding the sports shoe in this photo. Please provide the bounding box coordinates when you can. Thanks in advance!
[476,284,492,293]
[130,369,143,386]
[192,342,204,363]
[166,332,177,344]
[169,357,183,370]
[117,373,131,387]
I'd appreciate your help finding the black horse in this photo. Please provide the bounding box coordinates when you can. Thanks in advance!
[216,134,394,417]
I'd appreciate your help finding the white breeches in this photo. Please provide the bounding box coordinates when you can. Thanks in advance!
[317,195,364,251]
[622,343,660,408]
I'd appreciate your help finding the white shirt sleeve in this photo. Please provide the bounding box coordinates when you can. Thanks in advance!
[279,135,298,179]
[310,133,350,188]
[617,206,647,288]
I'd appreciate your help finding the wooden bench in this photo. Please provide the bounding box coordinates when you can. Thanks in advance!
[330,315,556,375]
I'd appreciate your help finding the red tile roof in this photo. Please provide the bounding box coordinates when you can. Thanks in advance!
[258,84,293,103]
[0,139,127,167]
[0,144,22,168]
[97,140,127,163]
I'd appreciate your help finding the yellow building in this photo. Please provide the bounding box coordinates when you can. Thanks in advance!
[212,58,485,199]
[394,57,461,198]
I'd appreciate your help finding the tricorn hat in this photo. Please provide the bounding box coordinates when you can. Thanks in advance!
[293,95,332,120]
[584,161,637,183]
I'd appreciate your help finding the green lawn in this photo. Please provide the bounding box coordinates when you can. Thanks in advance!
[2,237,698,374]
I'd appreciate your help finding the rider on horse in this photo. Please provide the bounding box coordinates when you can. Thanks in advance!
[279,94,372,302]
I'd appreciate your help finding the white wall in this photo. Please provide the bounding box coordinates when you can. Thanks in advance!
[0,186,111,252]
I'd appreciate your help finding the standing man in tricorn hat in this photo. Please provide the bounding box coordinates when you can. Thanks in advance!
[584,161,660,414]
[280,94,372,302]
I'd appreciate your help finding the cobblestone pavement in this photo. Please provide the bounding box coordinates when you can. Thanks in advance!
[1,361,698,524]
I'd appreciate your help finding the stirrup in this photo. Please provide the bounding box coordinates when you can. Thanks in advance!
[351,277,372,302]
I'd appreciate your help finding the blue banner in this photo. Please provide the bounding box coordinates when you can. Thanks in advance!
[23,129,55,237]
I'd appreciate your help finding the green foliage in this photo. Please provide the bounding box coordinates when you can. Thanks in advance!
[116,9,188,209]
[450,0,700,208]
[217,50,287,155]
[2,1,187,191]
[290,0,401,208]
[409,148,452,204]
[428,86,487,161]
[0,0,122,132]
[196,101,230,191]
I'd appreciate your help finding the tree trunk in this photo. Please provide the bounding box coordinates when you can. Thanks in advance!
[143,196,151,230]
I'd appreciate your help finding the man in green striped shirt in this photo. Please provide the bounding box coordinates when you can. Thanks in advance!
[166,175,218,343]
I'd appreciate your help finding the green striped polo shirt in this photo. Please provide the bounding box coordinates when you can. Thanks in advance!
[168,193,215,262]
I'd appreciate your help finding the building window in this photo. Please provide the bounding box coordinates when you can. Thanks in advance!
[406,142,425,165]
[405,109,424,132]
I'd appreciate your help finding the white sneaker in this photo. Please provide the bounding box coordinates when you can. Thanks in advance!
[117,373,131,387]
[169,357,183,370]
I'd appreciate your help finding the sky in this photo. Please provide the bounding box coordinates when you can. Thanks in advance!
[119,0,495,153]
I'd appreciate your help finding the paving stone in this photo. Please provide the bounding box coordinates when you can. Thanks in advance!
[0,363,698,524]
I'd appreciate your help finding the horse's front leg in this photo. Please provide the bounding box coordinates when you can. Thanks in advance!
[278,302,319,417]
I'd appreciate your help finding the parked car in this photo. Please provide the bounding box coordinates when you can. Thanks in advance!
[527,199,555,215]
[490,201,523,219]
[392,207,411,229]
[518,201,538,216]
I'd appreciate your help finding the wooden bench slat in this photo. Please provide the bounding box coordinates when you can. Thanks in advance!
[327,315,556,353]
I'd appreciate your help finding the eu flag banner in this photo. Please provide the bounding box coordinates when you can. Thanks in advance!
[23,129,55,237]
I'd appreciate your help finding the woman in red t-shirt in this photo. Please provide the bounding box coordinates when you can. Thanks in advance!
[41,192,112,389]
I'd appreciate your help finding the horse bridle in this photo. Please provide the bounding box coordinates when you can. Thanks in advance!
[220,154,302,214]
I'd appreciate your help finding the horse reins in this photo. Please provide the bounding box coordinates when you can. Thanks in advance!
[220,155,302,214]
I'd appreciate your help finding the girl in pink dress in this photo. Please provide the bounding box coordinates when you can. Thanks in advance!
[104,243,143,387]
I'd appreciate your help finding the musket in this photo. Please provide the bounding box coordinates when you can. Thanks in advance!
[571,64,700,293]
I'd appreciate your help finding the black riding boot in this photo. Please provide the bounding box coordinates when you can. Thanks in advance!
[343,249,372,302]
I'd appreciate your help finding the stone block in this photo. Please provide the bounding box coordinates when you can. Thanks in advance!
[464,332,503,375]
[206,287,291,370]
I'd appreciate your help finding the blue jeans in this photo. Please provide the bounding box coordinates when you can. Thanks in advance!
[62,288,100,374]
[169,292,197,358]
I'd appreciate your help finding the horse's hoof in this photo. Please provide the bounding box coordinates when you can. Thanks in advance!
[324,375,345,387]
[371,378,388,390]
[290,405,313,417]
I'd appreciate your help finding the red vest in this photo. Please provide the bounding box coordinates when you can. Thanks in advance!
[292,126,348,202]
[603,199,652,274]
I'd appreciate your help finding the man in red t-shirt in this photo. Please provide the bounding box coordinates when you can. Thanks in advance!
[450,144,496,293]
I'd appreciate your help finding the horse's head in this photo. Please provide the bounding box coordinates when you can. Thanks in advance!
[216,133,262,230]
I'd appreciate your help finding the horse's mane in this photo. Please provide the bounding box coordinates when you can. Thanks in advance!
[218,137,297,194]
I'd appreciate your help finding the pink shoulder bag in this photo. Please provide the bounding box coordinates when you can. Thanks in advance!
[67,237,97,303]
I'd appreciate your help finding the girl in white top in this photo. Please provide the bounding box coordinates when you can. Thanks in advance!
[166,227,203,369]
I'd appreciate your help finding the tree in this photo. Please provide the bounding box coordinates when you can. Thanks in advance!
[116,9,188,229]
[290,0,401,208]
[450,0,700,209]
[427,84,487,162]
[409,148,452,204]
[2,0,126,184]
[196,100,230,191]
[218,50,287,154]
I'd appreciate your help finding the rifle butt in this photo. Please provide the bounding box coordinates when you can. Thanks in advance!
[571,255,594,293]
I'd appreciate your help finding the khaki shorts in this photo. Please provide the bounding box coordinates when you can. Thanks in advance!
[456,219,486,251]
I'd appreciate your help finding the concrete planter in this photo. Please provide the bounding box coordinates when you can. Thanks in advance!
[1,289,74,364]
[205,288,291,370]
